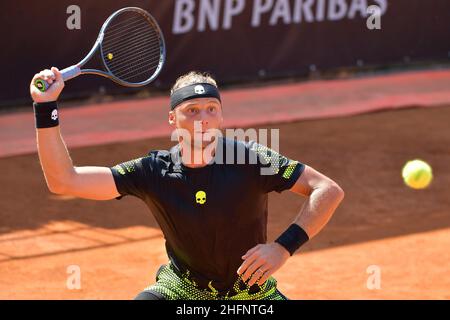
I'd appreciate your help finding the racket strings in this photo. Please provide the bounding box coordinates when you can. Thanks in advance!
[108,46,161,75]
[103,21,150,45]
[103,15,143,34]
[106,38,160,80]
[114,55,161,79]
[115,54,160,79]
[102,10,163,83]
[103,33,159,60]
[104,35,159,67]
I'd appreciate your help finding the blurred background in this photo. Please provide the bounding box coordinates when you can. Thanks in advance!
[0,0,449,299]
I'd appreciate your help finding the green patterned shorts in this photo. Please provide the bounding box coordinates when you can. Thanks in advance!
[143,263,289,300]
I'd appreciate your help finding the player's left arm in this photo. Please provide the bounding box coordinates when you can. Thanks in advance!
[238,165,344,286]
[288,164,344,237]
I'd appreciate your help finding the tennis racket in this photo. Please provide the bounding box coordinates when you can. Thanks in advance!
[34,7,166,92]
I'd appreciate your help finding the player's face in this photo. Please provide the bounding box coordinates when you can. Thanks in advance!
[169,97,223,149]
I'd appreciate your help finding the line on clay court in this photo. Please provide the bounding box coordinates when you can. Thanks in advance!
[0,227,95,243]
[0,252,12,258]
[0,226,142,243]
[0,233,163,264]
[63,227,146,242]
[60,231,111,245]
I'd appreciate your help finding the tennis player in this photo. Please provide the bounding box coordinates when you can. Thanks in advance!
[30,69,344,300]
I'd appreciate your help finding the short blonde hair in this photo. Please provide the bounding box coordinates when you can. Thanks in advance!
[170,71,218,95]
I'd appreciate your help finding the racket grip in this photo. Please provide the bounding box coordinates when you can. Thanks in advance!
[34,66,81,92]
[34,78,49,92]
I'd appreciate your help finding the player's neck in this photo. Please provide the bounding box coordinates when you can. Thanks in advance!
[179,141,217,168]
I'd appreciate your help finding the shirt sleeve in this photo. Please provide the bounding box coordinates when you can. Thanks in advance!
[110,156,154,200]
[248,141,305,193]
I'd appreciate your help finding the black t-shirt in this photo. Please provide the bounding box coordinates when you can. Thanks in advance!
[110,138,305,290]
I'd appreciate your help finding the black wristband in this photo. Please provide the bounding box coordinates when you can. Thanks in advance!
[33,101,59,128]
[275,224,309,256]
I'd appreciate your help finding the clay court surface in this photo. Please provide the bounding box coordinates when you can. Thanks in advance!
[0,70,449,299]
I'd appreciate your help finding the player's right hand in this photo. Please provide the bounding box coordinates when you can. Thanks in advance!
[30,67,65,103]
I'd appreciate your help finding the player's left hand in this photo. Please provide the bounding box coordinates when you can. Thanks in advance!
[237,242,290,287]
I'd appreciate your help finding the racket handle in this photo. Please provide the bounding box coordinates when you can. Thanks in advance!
[34,66,81,92]
[34,78,49,92]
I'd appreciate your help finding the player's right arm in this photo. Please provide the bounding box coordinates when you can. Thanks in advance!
[30,67,120,201]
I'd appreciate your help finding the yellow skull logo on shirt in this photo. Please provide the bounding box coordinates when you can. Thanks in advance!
[195,191,206,205]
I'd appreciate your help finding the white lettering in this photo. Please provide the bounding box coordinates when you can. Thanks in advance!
[366,265,382,290]
[366,5,381,30]
[173,0,195,34]
[223,0,246,29]
[176,304,211,317]
[269,0,292,26]
[172,0,389,33]
[269,0,291,26]
[251,0,274,27]
[198,0,221,31]
[315,0,326,21]
[348,0,368,19]
[293,0,314,23]
[66,265,81,290]
[66,5,81,30]
[373,0,388,15]
[328,0,347,21]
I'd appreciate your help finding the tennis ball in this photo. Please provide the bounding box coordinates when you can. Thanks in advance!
[107,53,113,60]
[402,159,433,189]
